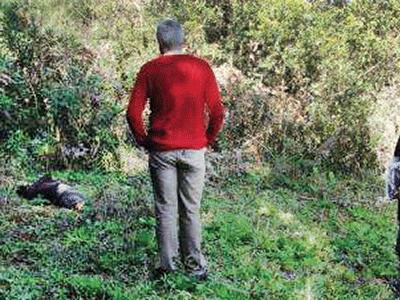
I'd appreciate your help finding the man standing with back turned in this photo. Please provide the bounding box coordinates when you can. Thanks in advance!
[126,19,224,280]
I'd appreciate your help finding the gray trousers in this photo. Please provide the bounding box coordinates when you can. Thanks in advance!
[149,148,207,272]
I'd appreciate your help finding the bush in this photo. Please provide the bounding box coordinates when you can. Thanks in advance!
[1,0,400,174]
[0,0,121,170]
[210,0,400,172]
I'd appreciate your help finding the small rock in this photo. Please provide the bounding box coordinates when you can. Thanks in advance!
[0,196,9,206]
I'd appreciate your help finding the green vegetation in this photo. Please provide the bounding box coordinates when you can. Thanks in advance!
[1,0,400,299]
[2,0,400,172]
[0,167,397,299]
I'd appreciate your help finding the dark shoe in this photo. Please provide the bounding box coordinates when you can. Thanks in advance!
[189,269,208,281]
[152,267,176,280]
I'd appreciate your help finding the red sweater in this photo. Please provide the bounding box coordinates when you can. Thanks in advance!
[127,54,224,151]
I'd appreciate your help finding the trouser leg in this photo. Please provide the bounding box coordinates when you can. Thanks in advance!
[177,148,207,272]
[149,151,179,271]
[396,199,400,261]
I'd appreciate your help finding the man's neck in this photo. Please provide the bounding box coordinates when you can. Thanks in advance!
[163,49,184,55]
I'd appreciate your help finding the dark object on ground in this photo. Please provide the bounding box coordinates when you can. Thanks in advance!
[151,267,208,281]
[16,175,85,211]
[152,267,177,280]
[190,269,208,281]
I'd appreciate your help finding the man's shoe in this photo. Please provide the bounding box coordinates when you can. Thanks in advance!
[190,269,208,281]
[153,267,176,280]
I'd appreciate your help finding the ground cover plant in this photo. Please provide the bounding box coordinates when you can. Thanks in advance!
[0,166,398,299]
[1,0,400,299]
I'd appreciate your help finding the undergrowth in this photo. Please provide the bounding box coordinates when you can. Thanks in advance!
[0,162,397,299]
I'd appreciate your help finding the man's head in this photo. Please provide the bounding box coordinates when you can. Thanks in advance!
[156,19,184,54]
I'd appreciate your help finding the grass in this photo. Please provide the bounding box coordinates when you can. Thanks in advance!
[0,165,398,299]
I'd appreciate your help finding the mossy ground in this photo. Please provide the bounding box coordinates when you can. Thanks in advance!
[0,165,398,299]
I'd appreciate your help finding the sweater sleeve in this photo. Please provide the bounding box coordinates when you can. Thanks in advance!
[126,66,148,147]
[205,65,224,145]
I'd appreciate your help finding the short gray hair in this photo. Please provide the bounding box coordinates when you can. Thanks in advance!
[156,19,184,52]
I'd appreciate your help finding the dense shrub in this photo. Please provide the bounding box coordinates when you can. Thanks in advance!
[208,0,400,172]
[0,0,121,170]
[1,0,400,174]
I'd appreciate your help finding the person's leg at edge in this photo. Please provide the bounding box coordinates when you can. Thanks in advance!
[396,198,400,266]
[177,148,207,278]
[149,151,179,272]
